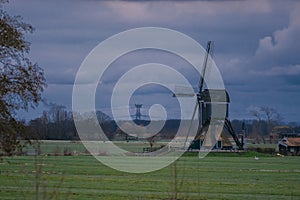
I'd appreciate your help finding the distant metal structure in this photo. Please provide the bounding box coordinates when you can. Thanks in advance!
[174,41,244,150]
[135,104,142,121]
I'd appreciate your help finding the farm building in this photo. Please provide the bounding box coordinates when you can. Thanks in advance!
[278,137,300,156]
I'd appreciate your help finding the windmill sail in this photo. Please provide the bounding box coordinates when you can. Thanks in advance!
[173,85,195,97]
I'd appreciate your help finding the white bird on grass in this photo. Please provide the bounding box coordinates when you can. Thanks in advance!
[254,156,259,160]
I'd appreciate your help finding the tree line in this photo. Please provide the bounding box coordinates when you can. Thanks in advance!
[26,104,300,142]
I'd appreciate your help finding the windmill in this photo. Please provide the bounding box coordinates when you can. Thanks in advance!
[174,41,244,150]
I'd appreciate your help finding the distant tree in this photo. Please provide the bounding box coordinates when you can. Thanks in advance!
[0,1,46,155]
[294,126,300,133]
[250,106,283,144]
[287,122,298,130]
[260,106,283,134]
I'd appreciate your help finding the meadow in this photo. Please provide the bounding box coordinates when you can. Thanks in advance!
[0,141,299,199]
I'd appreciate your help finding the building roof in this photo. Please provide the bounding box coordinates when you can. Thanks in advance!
[279,137,300,147]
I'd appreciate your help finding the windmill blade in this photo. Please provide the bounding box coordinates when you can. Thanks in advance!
[199,41,213,93]
[173,85,195,97]
[183,101,199,149]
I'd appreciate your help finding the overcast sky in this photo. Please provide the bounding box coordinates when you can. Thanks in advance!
[4,0,300,122]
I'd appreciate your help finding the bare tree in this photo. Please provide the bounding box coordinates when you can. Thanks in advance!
[0,1,46,155]
[250,107,263,143]
[250,106,283,144]
[260,106,282,134]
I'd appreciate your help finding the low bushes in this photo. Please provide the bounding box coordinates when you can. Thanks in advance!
[247,147,276,154]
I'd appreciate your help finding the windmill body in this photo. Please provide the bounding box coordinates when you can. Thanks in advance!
[174,41,244,150]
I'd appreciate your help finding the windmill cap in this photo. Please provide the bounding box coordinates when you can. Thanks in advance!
[200,89,230,103]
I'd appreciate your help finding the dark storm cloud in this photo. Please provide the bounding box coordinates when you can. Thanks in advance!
[5,0,300,122]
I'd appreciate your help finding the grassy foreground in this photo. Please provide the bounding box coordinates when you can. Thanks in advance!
[0,153,299,200]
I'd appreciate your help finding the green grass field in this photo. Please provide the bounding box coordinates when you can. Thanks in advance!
[0,142,299,199]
